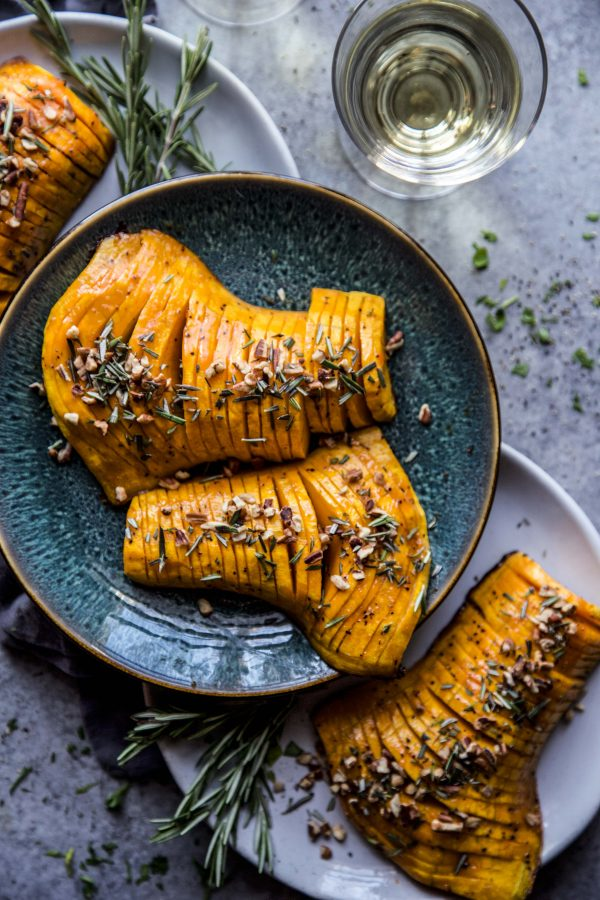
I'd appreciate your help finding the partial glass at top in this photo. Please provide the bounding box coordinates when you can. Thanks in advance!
[184,0,303,26]
[332,0,547,198]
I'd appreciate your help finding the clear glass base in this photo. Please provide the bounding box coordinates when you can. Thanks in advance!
[337,123,457,200]
[184,0,303,26]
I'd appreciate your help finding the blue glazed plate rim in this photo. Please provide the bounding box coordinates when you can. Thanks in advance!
[0,172,501,695]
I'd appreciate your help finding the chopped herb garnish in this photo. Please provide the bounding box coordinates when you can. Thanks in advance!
[481,230,497,243]
[65,847,75,877]
[527,698,550,720]
[578,68,589,86]
[533,327,553,345]
[486,309,506,333]
[283,740,304,757]
[572,394,584,413]
[105,781,131,811]
[80,875,97,899]
[9,766,33,794]
[521,307,536,326]
[455,853,469,874]
[324,614,349,629]
[573,347,594,369]
[582,231,597,241]
[154,408,186,426]
[289,547,304,565]
[282,793,313,814]
[543,279,572,302]
[472,243,489,270]
[76,782,99,795]
[511,362,529,378]
[586,212,599,222]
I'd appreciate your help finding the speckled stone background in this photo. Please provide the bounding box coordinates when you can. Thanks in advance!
[1,0,598,897]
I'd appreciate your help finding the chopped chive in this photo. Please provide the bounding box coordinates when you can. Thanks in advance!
[282,793,313,815]
[472,243,489,270]
[455,853,469,875]
[511,362,529,378]
[289,547,304,565]
[324,614,349,629]
[9,766,33,794]
[355,361,377,378]
[154,408,186,425]
[573,347,594,369]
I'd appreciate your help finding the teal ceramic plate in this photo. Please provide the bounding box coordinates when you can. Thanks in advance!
[0,174,500,696]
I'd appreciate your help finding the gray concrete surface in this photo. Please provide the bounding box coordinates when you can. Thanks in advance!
[1,0,599,897]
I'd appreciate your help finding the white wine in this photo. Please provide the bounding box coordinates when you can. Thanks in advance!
[338,0,522,179]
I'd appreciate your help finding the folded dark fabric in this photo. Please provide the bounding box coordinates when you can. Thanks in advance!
[0,554,167,778]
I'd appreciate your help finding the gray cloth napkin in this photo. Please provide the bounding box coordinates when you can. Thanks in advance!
[0,0,166,782]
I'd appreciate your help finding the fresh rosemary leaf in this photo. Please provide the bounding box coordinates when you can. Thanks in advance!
[119,698,294,888]
[20,0,217,193]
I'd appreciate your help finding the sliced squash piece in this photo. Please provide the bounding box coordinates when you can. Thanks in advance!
[314,553,600,900]
[355,291,396,421]
[340,289,371,428]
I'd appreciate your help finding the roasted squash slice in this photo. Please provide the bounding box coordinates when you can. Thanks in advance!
[314,552,600,900]
[124,428,429,676]
[0,57,113,313]
[355,291,397,421]
[44,230,402,499]
[297,428,429,675]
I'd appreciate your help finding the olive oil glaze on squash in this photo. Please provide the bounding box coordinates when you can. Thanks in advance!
[315,552,600,900]
[0,57,113,315]
[42,229,397,503]
[123,427,431,678]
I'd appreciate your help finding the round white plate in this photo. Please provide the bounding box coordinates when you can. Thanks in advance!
[158,443,600,899]
[0,13,298,233]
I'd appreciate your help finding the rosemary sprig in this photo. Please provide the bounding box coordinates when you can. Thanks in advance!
[20,0,217,192]
[118,698,294,888]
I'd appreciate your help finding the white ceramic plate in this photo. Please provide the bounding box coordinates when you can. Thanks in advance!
[0,13,299,233]
[158,443,600,899]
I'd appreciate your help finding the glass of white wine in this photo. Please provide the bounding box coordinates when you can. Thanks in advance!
[332,0,547,198]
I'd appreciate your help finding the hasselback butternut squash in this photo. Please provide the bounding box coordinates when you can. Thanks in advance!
[314,552,600,900]
[0,57,113,316]
[123,428,430,676]
[43,231,401,502]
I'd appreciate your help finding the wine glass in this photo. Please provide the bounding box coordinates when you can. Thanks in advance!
[332,0,548,199]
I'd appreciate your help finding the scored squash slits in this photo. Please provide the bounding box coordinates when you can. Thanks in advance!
[44,230,401,500]
[123,428,430,677]
[314,552,600,900]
